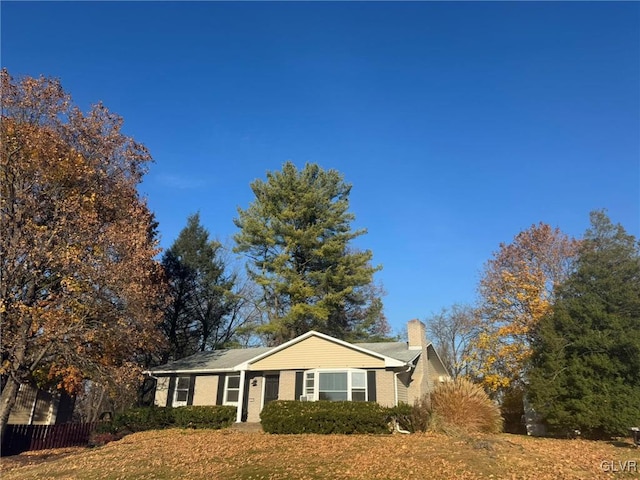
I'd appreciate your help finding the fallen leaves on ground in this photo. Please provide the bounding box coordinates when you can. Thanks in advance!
[1,429,638,479]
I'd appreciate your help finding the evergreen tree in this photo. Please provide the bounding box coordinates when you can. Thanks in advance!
[528,211,640,438]
[234,162,387,344]
[161,214,242,361]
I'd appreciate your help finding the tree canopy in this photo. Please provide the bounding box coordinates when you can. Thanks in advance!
[425,304,479,379]
[0,70,164,436]
[469,223,578,392]
[234,162,388,344]
[528,211,640,438]
[161,213,257,362]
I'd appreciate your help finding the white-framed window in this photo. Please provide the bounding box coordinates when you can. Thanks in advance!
[173,376,190,407]
[224,373,241,405]
[305,371,315,398]
[305,369,367,402]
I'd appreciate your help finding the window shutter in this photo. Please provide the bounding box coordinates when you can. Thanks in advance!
[166,377,176,407]
[187,375,196,405]
[367,371,377,402]
[294,371,304,400]
[216,374,226,405]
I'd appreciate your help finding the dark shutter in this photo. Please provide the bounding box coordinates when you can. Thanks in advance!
[367,371,377,402]
[294,371,304,400]
[216,374,226,405]
[187,375,196,405]
[166,377,176,407]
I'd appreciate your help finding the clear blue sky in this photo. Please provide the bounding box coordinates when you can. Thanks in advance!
[3,2,638,335]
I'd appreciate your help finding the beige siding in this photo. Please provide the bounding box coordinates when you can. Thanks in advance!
[396,371,411,405]
[246,373,263,422]
[193,375,218,406]
[8,385,34,424]
[250,336,385,370]
[32,394,56,425]
[154,377,170,407]
[375,370,396,407]
[407,358,425,404]
[8,385,57,425]
[428,346,450,383]
[277,370,297,401]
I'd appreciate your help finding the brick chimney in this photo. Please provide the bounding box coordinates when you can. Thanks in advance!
[407,318,426,350]
[407,319,432,397]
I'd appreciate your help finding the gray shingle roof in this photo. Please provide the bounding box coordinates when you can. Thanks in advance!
[150,347,272,373]
[149,340,421,374]
[354,341,421,363]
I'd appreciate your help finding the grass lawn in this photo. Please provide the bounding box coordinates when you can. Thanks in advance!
[1,429,638,480]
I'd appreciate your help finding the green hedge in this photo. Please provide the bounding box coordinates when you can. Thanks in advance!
[173,405,236,429]
[260,401,392,434]
[99,406,236,435]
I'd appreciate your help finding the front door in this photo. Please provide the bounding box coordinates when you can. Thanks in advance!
[264,375,280,405]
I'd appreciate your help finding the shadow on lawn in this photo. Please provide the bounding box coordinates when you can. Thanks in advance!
[607,439,638,449]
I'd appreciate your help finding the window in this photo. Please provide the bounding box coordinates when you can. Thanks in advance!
[305,370,367,402]
[173,377,190,407]
[224,374,241,405]
[351,371,366,401]
[319,372,348,400]
[305,371,315,399]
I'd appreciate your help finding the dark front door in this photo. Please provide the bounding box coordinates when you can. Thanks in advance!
[264,375,280,405]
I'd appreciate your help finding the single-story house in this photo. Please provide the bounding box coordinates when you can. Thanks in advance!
[145,319,450,423]
[8,383,75,425]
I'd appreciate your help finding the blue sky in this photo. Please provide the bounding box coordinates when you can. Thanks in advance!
[3,2,639,335]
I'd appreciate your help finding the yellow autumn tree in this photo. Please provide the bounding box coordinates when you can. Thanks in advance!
[468,223,579,392]
[0,70,165,438]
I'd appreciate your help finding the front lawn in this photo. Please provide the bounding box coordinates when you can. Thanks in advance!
[1,429,638,479]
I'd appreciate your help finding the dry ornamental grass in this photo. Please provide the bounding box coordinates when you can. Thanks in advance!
[429,378,504,434]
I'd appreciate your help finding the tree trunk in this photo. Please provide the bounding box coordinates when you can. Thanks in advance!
[0,376,20,442]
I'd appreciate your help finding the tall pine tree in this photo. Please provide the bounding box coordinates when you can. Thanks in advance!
[528,211,640,438]
[234,162,388,344]
[161,214,243,361]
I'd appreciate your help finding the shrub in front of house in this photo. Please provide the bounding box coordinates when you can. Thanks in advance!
[260,400,391,434]
[109,406,176,434]
[99,406,236,437]
[173,405,236,429]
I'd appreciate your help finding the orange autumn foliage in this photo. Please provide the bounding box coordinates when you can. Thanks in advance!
[0,70,165,434]
[468,223,579,392]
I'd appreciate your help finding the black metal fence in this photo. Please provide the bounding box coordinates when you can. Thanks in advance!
[1,422,100,456]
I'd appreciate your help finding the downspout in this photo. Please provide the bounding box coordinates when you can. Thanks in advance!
[394,370,398,407]
[393,364,412,406]
[395,422,411,434]
[235,370,246,423]
[393,365,413,434]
